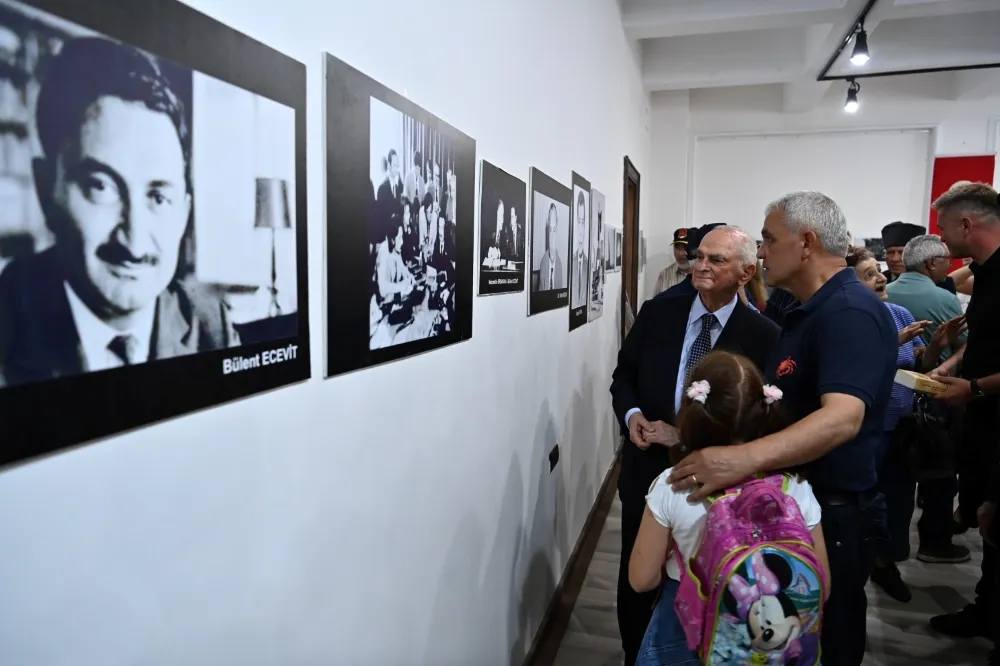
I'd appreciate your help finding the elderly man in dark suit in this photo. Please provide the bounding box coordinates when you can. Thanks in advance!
[0,37,237,388]
[609,225,780,665]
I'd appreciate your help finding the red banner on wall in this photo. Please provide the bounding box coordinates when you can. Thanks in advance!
[928,154,996,271]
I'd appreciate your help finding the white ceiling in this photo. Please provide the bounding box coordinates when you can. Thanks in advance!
[621,0,1000,111]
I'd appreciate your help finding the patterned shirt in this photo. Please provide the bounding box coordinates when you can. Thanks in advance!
[884,301,922,432]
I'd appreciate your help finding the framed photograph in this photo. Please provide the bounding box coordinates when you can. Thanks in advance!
[0,0,310,465]
[604,223,613,272]
[863,237,886,262]
[615,229,623,271]
[568,172,591,331]
[477,160,526,296]
[324,53,475,377]
[588,189,606,322]
[528,167,570,315]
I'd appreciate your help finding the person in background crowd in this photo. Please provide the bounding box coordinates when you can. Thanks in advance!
[880,235,970,568]
[669,191,897,666]
[882,220,958,293]
[924,183,1000,656]
[653,228,692,294]
[610,225,779,666]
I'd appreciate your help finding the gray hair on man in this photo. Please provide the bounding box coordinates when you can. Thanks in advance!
[764,191,849,257]
[902,234,948,271]
[931,181,1000,224]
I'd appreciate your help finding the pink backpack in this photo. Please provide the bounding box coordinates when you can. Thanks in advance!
[672,475,825,665]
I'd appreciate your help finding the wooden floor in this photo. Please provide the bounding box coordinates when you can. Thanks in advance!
[550,496,992,666]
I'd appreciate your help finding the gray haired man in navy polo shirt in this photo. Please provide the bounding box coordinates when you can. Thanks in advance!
[670,191,897,666]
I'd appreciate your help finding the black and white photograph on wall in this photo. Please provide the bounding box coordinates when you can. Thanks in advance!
[588,188,605,322]
[863,237,886,262]
[478,160,525,296]
[615,229,623,271]
[324,54,475,377]
[604,223,613,271]
[528,167,570,316]
[568,172,591,331]
[0,0,310,464]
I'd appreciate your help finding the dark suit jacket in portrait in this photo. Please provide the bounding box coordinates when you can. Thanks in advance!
[609,291,780,507]
[0,248,240,388]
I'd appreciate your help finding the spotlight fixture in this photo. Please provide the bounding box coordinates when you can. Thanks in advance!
[844,79,860,113]
[850,27,869,66]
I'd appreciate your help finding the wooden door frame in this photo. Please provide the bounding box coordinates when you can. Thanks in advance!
[621,156,640,340]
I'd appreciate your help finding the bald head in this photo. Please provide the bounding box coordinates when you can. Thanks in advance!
[700,226,758,267]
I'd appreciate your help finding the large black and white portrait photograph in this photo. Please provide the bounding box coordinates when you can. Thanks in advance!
[324,54,475,377]
[588,188,605,322]
[568,172,590,331]
[604,223,613,272]
[527,167,570,316]
[0,0,309,463]
[615,229,623,271]
[478,160,525,296]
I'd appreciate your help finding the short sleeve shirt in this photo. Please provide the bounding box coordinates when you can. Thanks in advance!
[646,470,821,580]
[764,268,899,492]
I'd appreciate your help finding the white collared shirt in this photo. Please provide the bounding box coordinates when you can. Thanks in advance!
[63,282,155,371]
[624,293,739,429]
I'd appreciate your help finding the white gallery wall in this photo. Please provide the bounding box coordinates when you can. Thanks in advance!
[643,74,1000,299]
[0,1,649,665]
[692,130,932,240]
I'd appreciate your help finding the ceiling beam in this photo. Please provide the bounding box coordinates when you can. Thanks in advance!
[622,4,844,41]
[952,69,1000,101]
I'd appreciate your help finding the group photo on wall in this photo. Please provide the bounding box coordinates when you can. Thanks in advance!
[528,167,570,316]
[477,160,526,296]
[568,172,591,331]
[324,53,475,376]
[0,0,310,462]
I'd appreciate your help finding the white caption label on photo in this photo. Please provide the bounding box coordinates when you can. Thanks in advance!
[222,344,299,375]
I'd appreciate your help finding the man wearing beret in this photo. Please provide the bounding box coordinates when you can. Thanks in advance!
[653,228,692,295]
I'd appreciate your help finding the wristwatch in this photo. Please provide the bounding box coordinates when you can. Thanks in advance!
[970,378,986,399]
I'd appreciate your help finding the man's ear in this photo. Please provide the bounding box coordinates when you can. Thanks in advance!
[800,229,819,256]
[739,261,756,287]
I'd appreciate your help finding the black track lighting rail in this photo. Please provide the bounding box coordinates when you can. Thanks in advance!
[817,0,879,82]
[816,0,1000,82]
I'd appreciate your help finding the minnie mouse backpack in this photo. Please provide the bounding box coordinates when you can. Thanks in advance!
[672,475,825,666]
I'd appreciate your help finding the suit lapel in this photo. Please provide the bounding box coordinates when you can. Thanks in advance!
[152,286,196,360]
[662,293,696,421]
[716,300,748,350]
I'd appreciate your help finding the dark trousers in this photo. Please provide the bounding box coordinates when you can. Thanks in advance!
[818,490,887,666]
[618,493,659,666]
[877,429,958,561]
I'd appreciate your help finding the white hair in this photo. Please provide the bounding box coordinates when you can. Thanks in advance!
[902,234,948,271]
[764,191,849,257]
[704,225,758,267]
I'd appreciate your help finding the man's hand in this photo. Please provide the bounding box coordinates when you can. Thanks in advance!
[935,376,973,406]
[898,320,932,346]
[628,412,653,450]
[643,421,680,447]
[668,445,758,501]
[979,502,997,547]
[931,315,967,348]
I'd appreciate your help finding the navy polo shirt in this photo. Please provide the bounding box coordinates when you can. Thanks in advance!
[764,268,898,493]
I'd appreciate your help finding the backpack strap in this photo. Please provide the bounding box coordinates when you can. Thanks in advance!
[707,473,791,504]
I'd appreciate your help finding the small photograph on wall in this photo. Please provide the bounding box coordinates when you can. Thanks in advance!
[568,172,591,331]
[615,230,623,271]
[588,189,606,322]
[863,238,886,262]
[324,53,475,377]
[528,168,571,315]
[478,160,526,296]
[0,0,310,464]
[604,223,614,271]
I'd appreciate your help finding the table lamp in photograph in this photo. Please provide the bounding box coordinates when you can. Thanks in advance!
[254,177,292,317]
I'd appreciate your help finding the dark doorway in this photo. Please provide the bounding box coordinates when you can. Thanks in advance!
[621,157,640,340]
